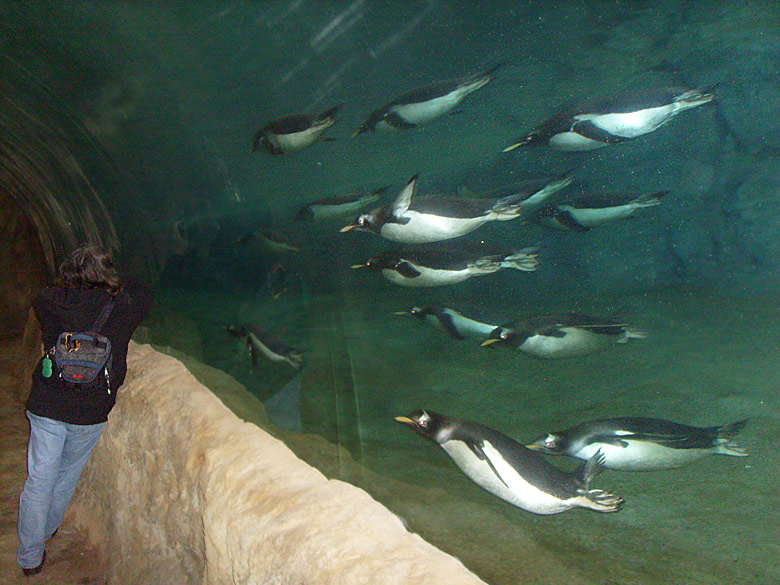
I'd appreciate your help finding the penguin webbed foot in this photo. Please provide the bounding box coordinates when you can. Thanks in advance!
[583,489,625,513]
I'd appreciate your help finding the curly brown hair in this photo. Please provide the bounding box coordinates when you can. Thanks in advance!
[58,244,123,295]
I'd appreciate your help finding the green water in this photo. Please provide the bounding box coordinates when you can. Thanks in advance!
[149,280,780,585]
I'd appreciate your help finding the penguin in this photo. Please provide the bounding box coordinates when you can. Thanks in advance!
[395,409,624,514]
[353,64,501,135]
[481,314,646,358]
[503,86,715,152]
[252,106,339,155]
[340,174,563,244]
[395,305,500,340]
[461,169,576,210]
[226,324,304,369]
[352,243,539,287]
[531,190,670,231]
[293,187,388,222]
[527,417,748,471]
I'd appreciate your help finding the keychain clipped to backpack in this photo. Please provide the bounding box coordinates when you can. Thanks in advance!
[42,354,53,378]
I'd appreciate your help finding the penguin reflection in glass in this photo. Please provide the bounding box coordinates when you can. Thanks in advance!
[528,418,748,471]
[353,64,500,135]
[531,190,669,232]
[226,324,304,370]
[252,106,339,155]
[341,173,572,244]
[481,314,646,358]
[396,410,624,515]
[352,243,539,287]
[503,86,715,152]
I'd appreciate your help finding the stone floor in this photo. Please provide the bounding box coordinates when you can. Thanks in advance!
[0,337,105,584]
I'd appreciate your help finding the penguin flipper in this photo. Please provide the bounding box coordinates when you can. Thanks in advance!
[436,312,467,341]
[469,440,510,488]
[572,119,633,145]
[536,325,567,338]
[385,111,417,130]
[553,208,589,231]
[396,261,421,279]
[588,436,629,448]
[392,175,419,217]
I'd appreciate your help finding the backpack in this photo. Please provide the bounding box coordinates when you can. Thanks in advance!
[42,298,115,393]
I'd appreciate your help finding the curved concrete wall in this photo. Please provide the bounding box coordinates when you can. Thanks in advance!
[70,342,486,585]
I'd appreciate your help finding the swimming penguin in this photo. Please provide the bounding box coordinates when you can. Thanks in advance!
[481,314,646,358]
[352,243,539,287]
[293,187,388,222]
[340,174,559,244]
[353,64,501,135]
[252,106,339,155]
[226,324,304,369]
[395,305,500,340]
[503,86,715,152]
[527,417,748,471]
[395,409,624,515]
[531,190,670,231]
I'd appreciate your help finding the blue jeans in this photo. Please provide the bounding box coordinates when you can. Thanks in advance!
[17,412,105,570]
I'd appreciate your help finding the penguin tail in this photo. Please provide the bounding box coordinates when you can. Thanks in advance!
[718,418,748,436]
[579,450,607,488]
[633,190,671,208]
[471,62,504,81]
[575,451,624,512]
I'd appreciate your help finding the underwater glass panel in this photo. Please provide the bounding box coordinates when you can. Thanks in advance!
[2,1,779,583]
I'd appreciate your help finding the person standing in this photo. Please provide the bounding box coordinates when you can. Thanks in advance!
[17,244,153,576]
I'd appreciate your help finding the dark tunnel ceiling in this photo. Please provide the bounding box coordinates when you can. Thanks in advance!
[0,1,476,279]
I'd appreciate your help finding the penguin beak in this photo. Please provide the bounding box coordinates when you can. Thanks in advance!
[502,141,524,153]
[394,416,415,425]
[393,311,408,315]
[524,443,543,451]
[351,263,367,269]
[340,224,356,233]
[480,338,501,347]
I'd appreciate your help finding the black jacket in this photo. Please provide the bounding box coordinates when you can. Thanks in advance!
[26,279,154,425]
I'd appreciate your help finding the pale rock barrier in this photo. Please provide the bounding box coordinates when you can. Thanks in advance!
[70,342,486,585]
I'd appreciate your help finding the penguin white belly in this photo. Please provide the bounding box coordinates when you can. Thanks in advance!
[444,311,496,338]
[574,440,709,471]
[380,211,489,243]
[248,333,288,364]
[442,440,573,514]
[520,328,609,358]
[268,128,323,153]
[382,265,472,287]
[576,104,677,138]
[549,132,608,151]
[560,204,636,228]
[389,84,479,126]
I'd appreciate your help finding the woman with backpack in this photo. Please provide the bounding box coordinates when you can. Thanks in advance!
[17,244,153,576]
